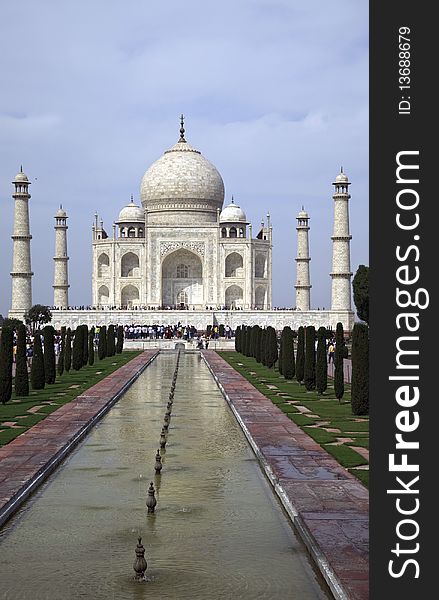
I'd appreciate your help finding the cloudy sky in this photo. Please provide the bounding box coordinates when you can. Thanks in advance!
[0,0,368,316]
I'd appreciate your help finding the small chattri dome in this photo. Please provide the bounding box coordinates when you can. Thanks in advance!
[335,168,349,183]
[117,200,145,223]
[14,167,29,183]
[55,206,67,218]
[297,207,309,219]
[219,198,247,223]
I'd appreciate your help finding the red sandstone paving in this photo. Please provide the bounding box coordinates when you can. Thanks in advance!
[0,351,157,523]
[203,350,369,600]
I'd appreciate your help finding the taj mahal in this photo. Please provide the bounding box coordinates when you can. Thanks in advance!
[8,116,355,332]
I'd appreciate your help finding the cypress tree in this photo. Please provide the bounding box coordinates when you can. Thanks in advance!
[15,324,29,396]
[241,325,247,356]
[254,326,262,363]
[88,327,95,366]
[351,323,369,415]
[57,326,66,376]
[250,325,257,359]
[64,328,72,372]
[278,328,285,375]
[0,326,14,404]
[30,331,45,390]
[116,325,124,354]
[282,326,296,380]
[98,325,107,360]
[266,326,278,368]
[316,326,328,395]
[259,328,266,366]
[304,326,316,391]
[72,327,83,370]
[245,325,251,357]
[334,322,347,403]
[235,326,241,353]
[43,325,56,384]
[296,326,305,383]
[107,325,115,357]
[82,324,89,366]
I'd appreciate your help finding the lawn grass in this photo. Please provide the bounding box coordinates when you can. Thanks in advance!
[0,351,141,447]
[218,351,369,488]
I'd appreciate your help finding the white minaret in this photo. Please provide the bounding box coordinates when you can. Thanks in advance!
[10,167,33,315]
[294,207,311,310]
[330,168,352,310]
[53,206,70,308]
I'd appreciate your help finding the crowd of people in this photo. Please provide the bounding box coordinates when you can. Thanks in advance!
[123,323,234,341]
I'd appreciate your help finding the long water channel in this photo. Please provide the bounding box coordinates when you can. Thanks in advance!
[0,352,331,599]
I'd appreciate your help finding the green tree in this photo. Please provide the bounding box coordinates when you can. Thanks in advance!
[43,325,56,384]
[98,325,107,360]
[282,326,296,380]
[259,328,267,366]
[351,323,369,415]
[30,332,45,390]
[265,326,278,368]
[1,317,23,330]
[58,327,66,376]
[316,327,328,395]
[334,322,347,403]
[304,326,316,391]
[116,325,124,354]
[250,325,258,359]
[80,324,88,366]
[25,304,52,333]
[353,265,369,324]
[64,328,72,372]
[14,324,29,396]
[278,328,285,375]
[254,325,262,363]
[88,327,95,366]
[235,326,241,353]
[296,326,305,383]
[107,325,115,357]
[72,327,83,370]
[244,325,251,357]
[0,327,14,404]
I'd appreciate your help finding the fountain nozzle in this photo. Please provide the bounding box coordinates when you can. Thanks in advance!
[133,537,147,581]
[146,482,157,513]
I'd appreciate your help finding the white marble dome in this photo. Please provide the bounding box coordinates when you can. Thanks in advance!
[140,138,225,215]
[117,201,144,223]
[220,199,247,223]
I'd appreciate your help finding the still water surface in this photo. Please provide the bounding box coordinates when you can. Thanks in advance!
[0,352,330,599]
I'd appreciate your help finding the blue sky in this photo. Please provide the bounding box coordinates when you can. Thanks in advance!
[0,0,368,315]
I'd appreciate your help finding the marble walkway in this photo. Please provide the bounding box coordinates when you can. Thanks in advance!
[0,350,158,527]
[203,350,368,600]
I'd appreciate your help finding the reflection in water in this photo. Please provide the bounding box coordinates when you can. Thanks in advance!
[0,352,330,600]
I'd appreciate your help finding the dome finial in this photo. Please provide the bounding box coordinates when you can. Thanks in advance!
[130,193,134,203]
[179,114,186,142]
[341,165,343,173]
[231,195,234,204]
